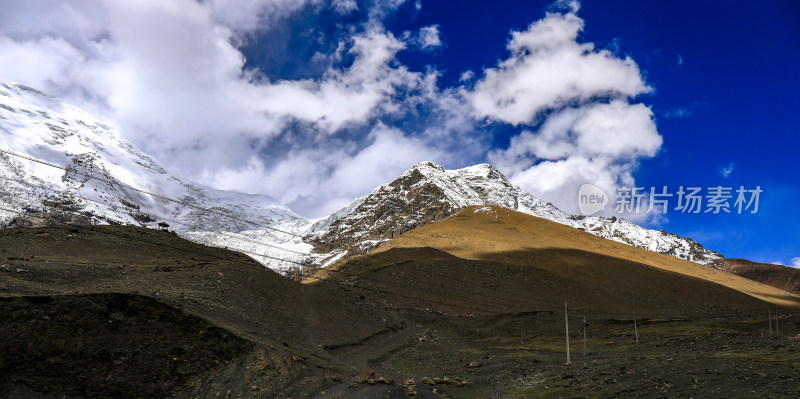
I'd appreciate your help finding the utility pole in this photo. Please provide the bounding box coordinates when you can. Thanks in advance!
[633,311,639,344]
[565,302,570,364]
[769,308,773,337]
[775,307,779,337]
[583,316,587,356]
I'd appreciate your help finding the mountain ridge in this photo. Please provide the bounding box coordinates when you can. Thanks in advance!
[0,82,301,232]
[303,160,722,269]
[1,83,723,274]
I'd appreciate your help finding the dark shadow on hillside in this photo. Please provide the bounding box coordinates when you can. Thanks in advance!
[318,246,800,318]
[0,293,251,398]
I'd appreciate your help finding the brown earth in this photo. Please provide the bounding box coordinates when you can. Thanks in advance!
[715,258,800,295]
[0,293,251,398]
[2,208,800,398]
[0,225,415,398]
[361,205,800,308]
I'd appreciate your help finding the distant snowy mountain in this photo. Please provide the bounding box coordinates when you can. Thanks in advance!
[0,82,302,234]
[304,161,722,267]
[0,83,721,274]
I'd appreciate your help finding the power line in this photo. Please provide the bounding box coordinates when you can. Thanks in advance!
[0,150,537,309]
[0,148,304,238]
[0,149,694,309]
[0,151,786,319]
[188,230,311,256]
[0,200,775,319]
[0,170,311,258]
[0,172,758,318]
[0,202,505,316]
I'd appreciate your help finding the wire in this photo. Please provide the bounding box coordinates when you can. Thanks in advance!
[0,151,790,319]
[0,170,310,258]
[187,230,310,256]
[0,148,304,238]
[1,200,782,320]
[0,202,505,315]
[0,151,535,311]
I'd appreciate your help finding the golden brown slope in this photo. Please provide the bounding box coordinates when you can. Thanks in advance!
[715,258,800,295]
[353,205,800,311]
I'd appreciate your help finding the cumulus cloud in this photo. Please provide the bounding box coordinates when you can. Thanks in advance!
[254,30,422,133]
[417,25,442,49]
[474,8,659,219]
[0,0,449,213]
[205,125,448,216]
[468,11,650,125]
[1,0,286,169]
[0,0,663,221]
[490,101,659,165]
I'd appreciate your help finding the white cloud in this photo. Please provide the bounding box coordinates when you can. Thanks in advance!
[718,163,735,178]
[489,101,660,170]
[777,258,800,268]
[459,70,475,82]
[418,25,442,49]
[468,11,650,125]
[663,101,703,119]
[0,1,436,202]
[478,8,660,221]
[256,29,422,133]
[206,0,313,33]
[204,125,447,216]
[332,0,358,14]
[0,0,664,221]
[0,0,283,162]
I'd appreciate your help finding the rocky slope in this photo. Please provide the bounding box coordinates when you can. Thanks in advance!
[0,83,316,272]
[714,258,800,295]
[4,223,799,399]
[0,83,722,273]
[305,161,722,267]
[0,82,301,232]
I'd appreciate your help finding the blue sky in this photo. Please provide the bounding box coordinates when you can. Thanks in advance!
[436,0,800,265]
[240,0,800,264]
[0,0,797,264]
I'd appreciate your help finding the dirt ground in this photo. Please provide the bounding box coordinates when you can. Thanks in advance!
[376,311,800,399]
[2,224,800,398]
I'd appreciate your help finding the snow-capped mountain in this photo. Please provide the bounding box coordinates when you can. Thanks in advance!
[305,161,722,266]
[0,82,301,233]
[0,83,721,274]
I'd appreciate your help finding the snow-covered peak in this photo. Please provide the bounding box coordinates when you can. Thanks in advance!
[2,83,55,100]
[0,82,300,232]
[308,160,722,267]
[407,160,446,174]
[447,163,500,178]
[0,84,722,275]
